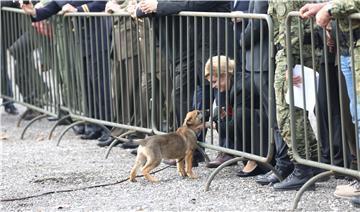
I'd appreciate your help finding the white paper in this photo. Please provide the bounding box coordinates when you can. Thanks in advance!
[285,65,319,112]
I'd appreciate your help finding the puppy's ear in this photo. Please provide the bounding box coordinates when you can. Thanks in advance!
[183,116,193,127]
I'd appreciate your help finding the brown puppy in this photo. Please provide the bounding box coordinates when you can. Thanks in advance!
[129,110,205,183]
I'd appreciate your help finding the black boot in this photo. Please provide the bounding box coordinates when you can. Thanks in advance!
[97,137,115,147]
[73,124,85,135]
[4,102,18,115]
[97,131,110,142]
[273,164,314,191]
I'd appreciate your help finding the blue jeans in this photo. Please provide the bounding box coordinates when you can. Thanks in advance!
[341,55,360,147]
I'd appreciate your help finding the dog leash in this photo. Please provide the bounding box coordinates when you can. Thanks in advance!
[0,165,172,202]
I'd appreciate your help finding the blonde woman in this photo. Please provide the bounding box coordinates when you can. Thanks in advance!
[204,55,269,177]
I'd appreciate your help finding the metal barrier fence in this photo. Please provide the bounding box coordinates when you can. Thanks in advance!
[1,7,360,210]
[152,12,278,190]
[60,11,278,176]
[1,7,277,188]
[286,12,360,208]
[1,7,61,137]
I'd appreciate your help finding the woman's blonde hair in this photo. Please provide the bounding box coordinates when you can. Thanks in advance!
[204,55,235,80]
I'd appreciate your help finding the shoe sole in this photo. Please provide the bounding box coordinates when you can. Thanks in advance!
[333,193,352,200]
[273,184,315,191]
[256,180,279,186]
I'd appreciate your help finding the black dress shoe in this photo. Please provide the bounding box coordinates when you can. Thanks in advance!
[4,103,19,115]
[256,171,279,185]
[273,164,314,191]
[206,153,235,168]
[73,125,85,135]
[80,131,102,140]
[121,142,139,149]
[97,137,115,147]
[130,149,137,156]
[98,133,110,142]
[236,166,266,177]
[256,166,294,185]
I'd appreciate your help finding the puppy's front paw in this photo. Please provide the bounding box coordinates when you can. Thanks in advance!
[178,170,186,177]
[187,172,198,179]
[129,177,137,182]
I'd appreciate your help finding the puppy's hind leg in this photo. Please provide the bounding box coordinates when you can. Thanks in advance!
[129,151,146,182]
[142,159,161,183]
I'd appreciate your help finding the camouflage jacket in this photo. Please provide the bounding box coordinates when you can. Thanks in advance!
[331,0,360,31]
[268,0,323,59]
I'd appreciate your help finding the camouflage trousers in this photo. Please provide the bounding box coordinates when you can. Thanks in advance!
[274,48,318,160]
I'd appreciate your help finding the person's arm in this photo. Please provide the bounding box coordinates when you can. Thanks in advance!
[156,0,221,15]
[330,0,360,18]
[240,0,268,49]
[76,1,107,13]
[31,1,61,22]
[136,0,227,17]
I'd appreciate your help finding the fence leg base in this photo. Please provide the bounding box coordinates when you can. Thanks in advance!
[16,109,32,127]
[196,143,211,165]
[292,170,333,210]
[48,115,72,140]
[105,130,135,159]
[56,121,86,146]
[205,157,245,191]
[20,114,49,139]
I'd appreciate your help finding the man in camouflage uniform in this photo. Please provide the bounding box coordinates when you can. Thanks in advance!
[300,0,360,206]
[268,0,321,190]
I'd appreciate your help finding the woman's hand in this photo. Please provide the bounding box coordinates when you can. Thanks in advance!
[139,0,158,14]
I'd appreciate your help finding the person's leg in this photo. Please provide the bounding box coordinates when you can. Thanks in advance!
[2,43,17,115]
[9,32,33,103]
[206,107,242,169]
[272,49,318,190]
[317,61,350,167]
[9,30,47,106]
[253,71,293,184]
[2,73,18,115]
[341,55,360,154]
[80,54,102,140]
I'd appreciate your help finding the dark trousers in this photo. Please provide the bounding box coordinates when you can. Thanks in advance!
[218,107,269,156]
[8,31,48,105]
[254,71,291,169]
[317,63,352,166]
[83,51,112,122]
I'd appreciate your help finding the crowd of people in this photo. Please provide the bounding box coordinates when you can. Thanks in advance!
[1,0,359,207]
